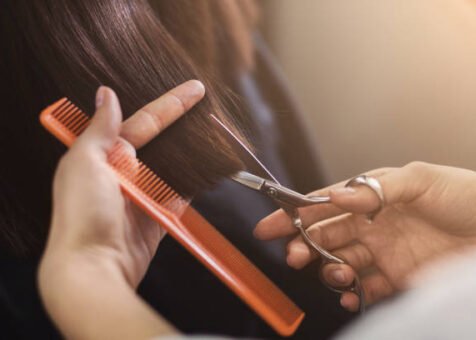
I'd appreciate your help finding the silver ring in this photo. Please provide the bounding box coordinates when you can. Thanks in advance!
[345,175,385,222]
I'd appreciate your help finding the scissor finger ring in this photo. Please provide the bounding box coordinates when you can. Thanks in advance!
[345,175,385,222]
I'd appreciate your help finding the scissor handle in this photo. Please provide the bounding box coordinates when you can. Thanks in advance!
[291,216,366,313]
[297,225,343,264]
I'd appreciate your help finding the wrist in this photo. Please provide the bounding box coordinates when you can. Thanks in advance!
[38,248,176,339]
[39,248,129,312]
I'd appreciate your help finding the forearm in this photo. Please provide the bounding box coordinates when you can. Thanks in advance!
[39,251,176,340]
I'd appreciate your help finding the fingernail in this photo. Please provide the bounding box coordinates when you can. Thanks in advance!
[186,80,205,98]
[331,187,357,196]
[332,269,347,284]
[96,86,106,108]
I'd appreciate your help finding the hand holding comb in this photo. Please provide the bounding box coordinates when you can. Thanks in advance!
[39,95,305,336]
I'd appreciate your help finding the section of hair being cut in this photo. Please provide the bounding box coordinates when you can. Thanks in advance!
[0,0,257,255]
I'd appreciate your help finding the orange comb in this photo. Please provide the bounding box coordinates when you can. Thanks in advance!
[39,98,305,336]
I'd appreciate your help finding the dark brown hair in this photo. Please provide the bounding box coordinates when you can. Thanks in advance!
[0,0,257,256]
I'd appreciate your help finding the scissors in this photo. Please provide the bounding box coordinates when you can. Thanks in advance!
[211,114,371,313]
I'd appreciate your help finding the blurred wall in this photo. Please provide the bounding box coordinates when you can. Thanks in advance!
[261,0,476,182]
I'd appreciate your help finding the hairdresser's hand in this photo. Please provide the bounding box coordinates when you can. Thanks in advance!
[40,81,204,288]
[39,83,204,339]
[255,162,476,312]
[39,81,204,339]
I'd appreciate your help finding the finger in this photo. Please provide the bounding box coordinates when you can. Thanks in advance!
[321,244,373,286]
[379,162,439,205]
[329,168,395,215]
[254,201,344,240]
[255,182,353,240]
[121,80,205,149]
[340,292,360,312]
[286,214,358,269]
[333,243,373,271]
[321,263,355,287]
[330,164,440,216]
[340,272,394,312]
[254,168,393,240]
[77,86,122,152]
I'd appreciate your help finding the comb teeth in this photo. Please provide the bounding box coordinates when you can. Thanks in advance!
[40,98,189,216]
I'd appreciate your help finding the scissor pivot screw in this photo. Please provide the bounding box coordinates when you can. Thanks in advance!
[267,187,278,197]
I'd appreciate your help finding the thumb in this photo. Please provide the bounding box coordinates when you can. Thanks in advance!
[329,163,433,214]
[77,86,122,152]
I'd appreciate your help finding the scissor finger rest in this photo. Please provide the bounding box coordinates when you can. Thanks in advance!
[288,209,366,313]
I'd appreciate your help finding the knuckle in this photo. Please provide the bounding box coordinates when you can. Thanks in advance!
[404,161,441,188]
[164,92,187,113]
[310,225,330,248]
[404,161,432,175]
[140,107,164,134]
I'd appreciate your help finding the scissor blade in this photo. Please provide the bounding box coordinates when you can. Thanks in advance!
[210,114,280,184]
[231,171,266,191]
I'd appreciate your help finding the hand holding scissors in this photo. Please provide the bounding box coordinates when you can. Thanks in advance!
[212,115,386,313]
[255,162,476,312]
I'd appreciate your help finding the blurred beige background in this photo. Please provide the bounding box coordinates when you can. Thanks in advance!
[262,0,476,182]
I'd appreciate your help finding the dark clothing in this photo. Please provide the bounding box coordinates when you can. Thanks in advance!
[0,37,354,339]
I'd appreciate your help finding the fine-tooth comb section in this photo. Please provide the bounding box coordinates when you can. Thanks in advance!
[40,98,304,336]
[107,146,188,215]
